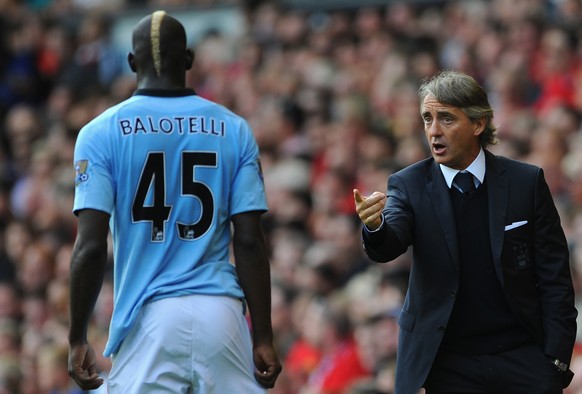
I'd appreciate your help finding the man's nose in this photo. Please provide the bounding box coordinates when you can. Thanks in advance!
[427,121,441,137]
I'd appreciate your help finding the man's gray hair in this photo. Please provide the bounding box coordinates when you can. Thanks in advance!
[419,70,498,147]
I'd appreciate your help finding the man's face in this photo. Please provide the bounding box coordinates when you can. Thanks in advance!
[421,94,484,170]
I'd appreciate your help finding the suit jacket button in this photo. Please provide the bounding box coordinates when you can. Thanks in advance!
[450,290,457,298]
[437,325,446,332]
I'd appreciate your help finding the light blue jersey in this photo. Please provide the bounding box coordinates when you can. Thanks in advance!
[73,89,268,356]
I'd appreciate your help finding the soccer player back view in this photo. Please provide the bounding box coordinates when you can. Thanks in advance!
[67,11,281,393]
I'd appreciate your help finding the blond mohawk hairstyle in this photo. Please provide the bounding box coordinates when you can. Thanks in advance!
[150,10,166,77]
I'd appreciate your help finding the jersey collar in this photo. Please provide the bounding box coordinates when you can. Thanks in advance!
[133,88,196,97]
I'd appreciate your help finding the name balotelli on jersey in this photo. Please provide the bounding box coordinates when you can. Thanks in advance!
[119,116,226,137]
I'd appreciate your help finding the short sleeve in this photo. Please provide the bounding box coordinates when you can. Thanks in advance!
[229,120,268,215]
[73,124,115,215]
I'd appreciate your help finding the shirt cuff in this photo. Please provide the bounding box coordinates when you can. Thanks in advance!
[364,215,385,233]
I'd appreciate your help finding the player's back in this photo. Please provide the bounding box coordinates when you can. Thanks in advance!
[111,91,239,243]
[74,90,267,355]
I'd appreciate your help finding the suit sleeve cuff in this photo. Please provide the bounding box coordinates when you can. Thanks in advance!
[364,215,385,233]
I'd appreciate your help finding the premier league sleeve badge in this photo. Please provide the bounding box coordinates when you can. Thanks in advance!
[75,160,90,186]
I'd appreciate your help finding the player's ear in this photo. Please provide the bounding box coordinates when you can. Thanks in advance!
[185,48,194,70]
[127,52,137,73]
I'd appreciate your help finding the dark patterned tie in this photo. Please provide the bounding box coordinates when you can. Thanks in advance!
[454,171,476,193]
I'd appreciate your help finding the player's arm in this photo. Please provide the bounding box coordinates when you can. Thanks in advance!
[68,208,110,390]
[231,211,282,388]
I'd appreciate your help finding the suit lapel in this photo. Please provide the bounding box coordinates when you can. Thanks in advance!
[427,161,460,271]
[485,151,508,285]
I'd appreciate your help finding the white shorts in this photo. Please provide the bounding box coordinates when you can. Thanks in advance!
[107,295,267,394]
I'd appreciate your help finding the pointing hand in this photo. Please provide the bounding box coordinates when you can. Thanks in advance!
[353,189,386,230]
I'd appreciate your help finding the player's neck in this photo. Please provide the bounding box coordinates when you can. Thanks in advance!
[137,75,186,90]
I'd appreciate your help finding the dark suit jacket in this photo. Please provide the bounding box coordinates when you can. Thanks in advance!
[363,151,577,394]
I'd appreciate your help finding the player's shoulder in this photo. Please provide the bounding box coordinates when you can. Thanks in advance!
[81,97,138,132]
[193,95,248,126]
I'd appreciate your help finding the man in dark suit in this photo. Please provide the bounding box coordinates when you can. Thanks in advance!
[354,70,577,394]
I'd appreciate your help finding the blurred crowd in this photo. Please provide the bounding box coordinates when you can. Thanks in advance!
[1,0,582,393]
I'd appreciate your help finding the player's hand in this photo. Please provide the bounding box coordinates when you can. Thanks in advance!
[253,343,282,388]
[68,342,104,390]
[354,189,386,230]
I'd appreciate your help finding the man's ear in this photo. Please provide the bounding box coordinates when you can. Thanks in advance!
[473,117,486,136]
[185,48,194,70]
[127,52,137,73]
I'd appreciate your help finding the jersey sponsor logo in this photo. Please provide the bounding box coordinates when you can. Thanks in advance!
[119,116,225,137]
[181,225,195,240]
[74,160,89,186]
